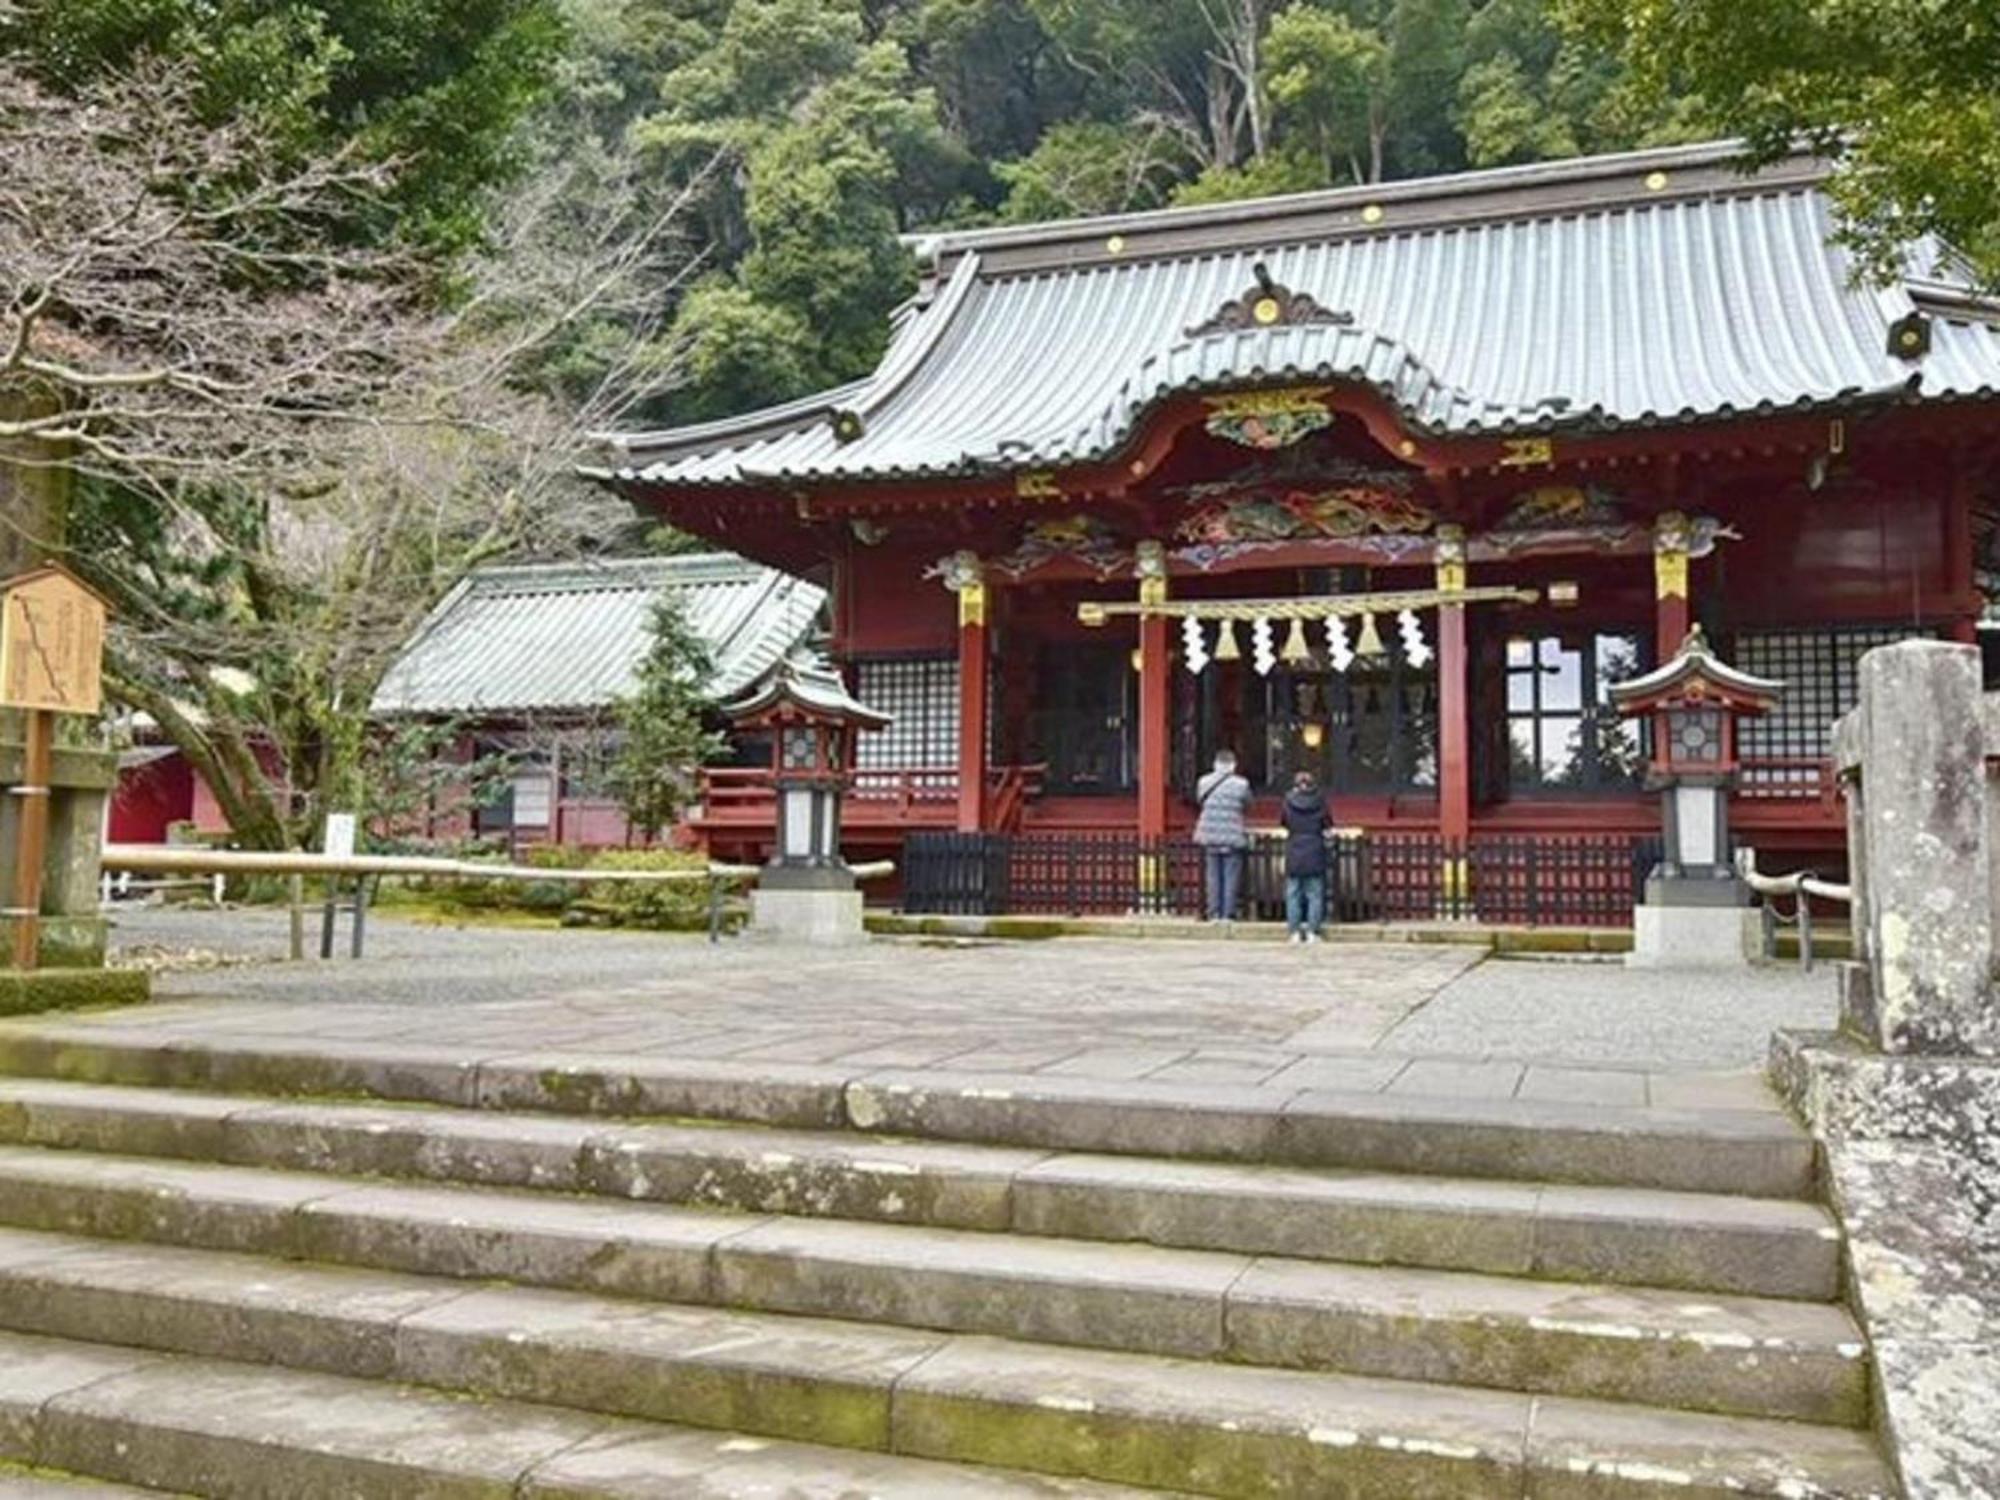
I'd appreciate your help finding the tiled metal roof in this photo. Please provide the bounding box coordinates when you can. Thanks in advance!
[370,555,825,717]
[605,142,2000,489]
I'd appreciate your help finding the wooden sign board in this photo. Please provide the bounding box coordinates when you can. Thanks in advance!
[0,565,107,715]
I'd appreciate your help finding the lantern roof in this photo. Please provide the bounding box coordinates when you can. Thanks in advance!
[1609,626,1783,717]
[724,651,893,731]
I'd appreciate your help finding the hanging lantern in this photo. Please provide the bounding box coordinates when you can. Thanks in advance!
[1325,615,1355,673]
[1251,616,1277,676]
[1397,608,1432,668]
[1281,616,1313,665]
[1181,615,1209,674]
[1355,611,1386,658]
[1214,618,1241,661]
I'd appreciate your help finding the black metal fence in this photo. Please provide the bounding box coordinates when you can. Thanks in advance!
[903,829,1661,927]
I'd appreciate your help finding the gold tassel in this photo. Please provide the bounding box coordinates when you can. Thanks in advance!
[1281,616,1312,665]
[1356,611,1386,657]
[1214,618,1241,661]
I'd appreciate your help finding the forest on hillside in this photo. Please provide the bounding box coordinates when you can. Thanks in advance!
[508,0,1712,425]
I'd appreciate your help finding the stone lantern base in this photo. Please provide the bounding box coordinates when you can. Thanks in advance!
[1628,901,1761,968]
[749,886,867,945]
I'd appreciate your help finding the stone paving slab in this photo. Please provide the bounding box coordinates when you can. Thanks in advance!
[109,906,1838,1077]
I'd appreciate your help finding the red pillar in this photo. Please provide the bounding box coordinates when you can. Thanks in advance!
[955,572,988,833]
[1948,454,1978,644]
[1136,544,1171,840]
[1138,614,1170,838]
[1434,526,1471,907]
[1654,511,1691,662]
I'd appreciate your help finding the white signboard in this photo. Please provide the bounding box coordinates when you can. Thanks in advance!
[323,813,357,860]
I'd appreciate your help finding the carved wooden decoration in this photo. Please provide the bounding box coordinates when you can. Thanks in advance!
[1185,261,1354,338]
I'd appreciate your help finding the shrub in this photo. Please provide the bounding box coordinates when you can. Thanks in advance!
[568,848,724,932]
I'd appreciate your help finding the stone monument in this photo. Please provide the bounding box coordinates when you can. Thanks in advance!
[1770,638,2000,1497]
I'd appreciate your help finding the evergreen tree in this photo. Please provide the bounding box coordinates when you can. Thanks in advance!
[609,597,728,841]
[1562,0,2000,287]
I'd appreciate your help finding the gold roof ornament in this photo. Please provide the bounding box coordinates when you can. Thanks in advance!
[1184,263,1354,339]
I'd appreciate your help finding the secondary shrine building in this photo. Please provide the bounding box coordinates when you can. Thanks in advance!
[601,142,2000,926]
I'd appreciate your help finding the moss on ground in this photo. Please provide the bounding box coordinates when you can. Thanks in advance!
[0,967,149,1015]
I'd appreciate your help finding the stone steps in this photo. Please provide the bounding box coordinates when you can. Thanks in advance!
[0,1077,1842,1297]
[0,1022,1891,1498]
[0,1328,1154,1498]
[0,1170,1866,1424]
[0,1473,165,1498]
[0,1027,1816,1195]
[0,1244,1893,1499]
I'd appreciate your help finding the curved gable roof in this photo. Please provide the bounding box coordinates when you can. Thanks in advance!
[605,142,2000,490]
[370,554,826,717]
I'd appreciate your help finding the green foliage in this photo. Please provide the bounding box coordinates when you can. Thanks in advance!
[669,281,822,420]
[1263,7,1391,183]
[996,120,1192,220]
[608,597,728,840]
[635,1,946,409]
[384,846,729,931]
[1560,0,2000,286]
[1171,150,1327,209]
[9,0,568,254]
[570,848,729,930]
[1457,0,1705,168]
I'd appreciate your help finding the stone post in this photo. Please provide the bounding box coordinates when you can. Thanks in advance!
[1832,639,1996,1056]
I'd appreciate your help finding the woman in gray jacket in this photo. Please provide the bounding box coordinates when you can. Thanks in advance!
[1192,749,1253,922]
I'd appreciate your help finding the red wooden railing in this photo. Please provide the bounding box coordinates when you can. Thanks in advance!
[1737,757,1839,806]
[696,763,1046,830]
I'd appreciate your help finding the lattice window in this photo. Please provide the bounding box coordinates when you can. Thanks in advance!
[850,655,959,769]
[1734,627,1928,766]
[1504,631,1647,795]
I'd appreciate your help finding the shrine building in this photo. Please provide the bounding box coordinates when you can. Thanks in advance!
[598,141,2000,926]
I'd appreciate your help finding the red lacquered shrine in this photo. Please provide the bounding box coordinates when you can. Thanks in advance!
[599,142,2000,926]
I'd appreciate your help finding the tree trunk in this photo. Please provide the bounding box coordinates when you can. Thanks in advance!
[106,670,292,851]
[0,390,68,579]
[1240,0,1268,161]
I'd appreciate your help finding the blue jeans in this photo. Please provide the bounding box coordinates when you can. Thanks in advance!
[1203,848,1244,921]
[1286,873,1327,936]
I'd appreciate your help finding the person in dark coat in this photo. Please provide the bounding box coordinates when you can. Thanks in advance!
[1280,770,1331,943]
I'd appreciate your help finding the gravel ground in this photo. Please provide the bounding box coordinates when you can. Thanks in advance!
[1381,955,1838,1069]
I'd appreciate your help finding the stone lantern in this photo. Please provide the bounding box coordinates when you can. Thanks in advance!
[1609,625,1782,966]
[724,652,890,941]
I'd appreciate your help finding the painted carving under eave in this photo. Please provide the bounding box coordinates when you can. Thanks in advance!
[1496,485,1625,531]
[983,513,1132,580]
[1202,387,1335,450]
[1170,454,1434,570]
[1477,486,1738,564]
